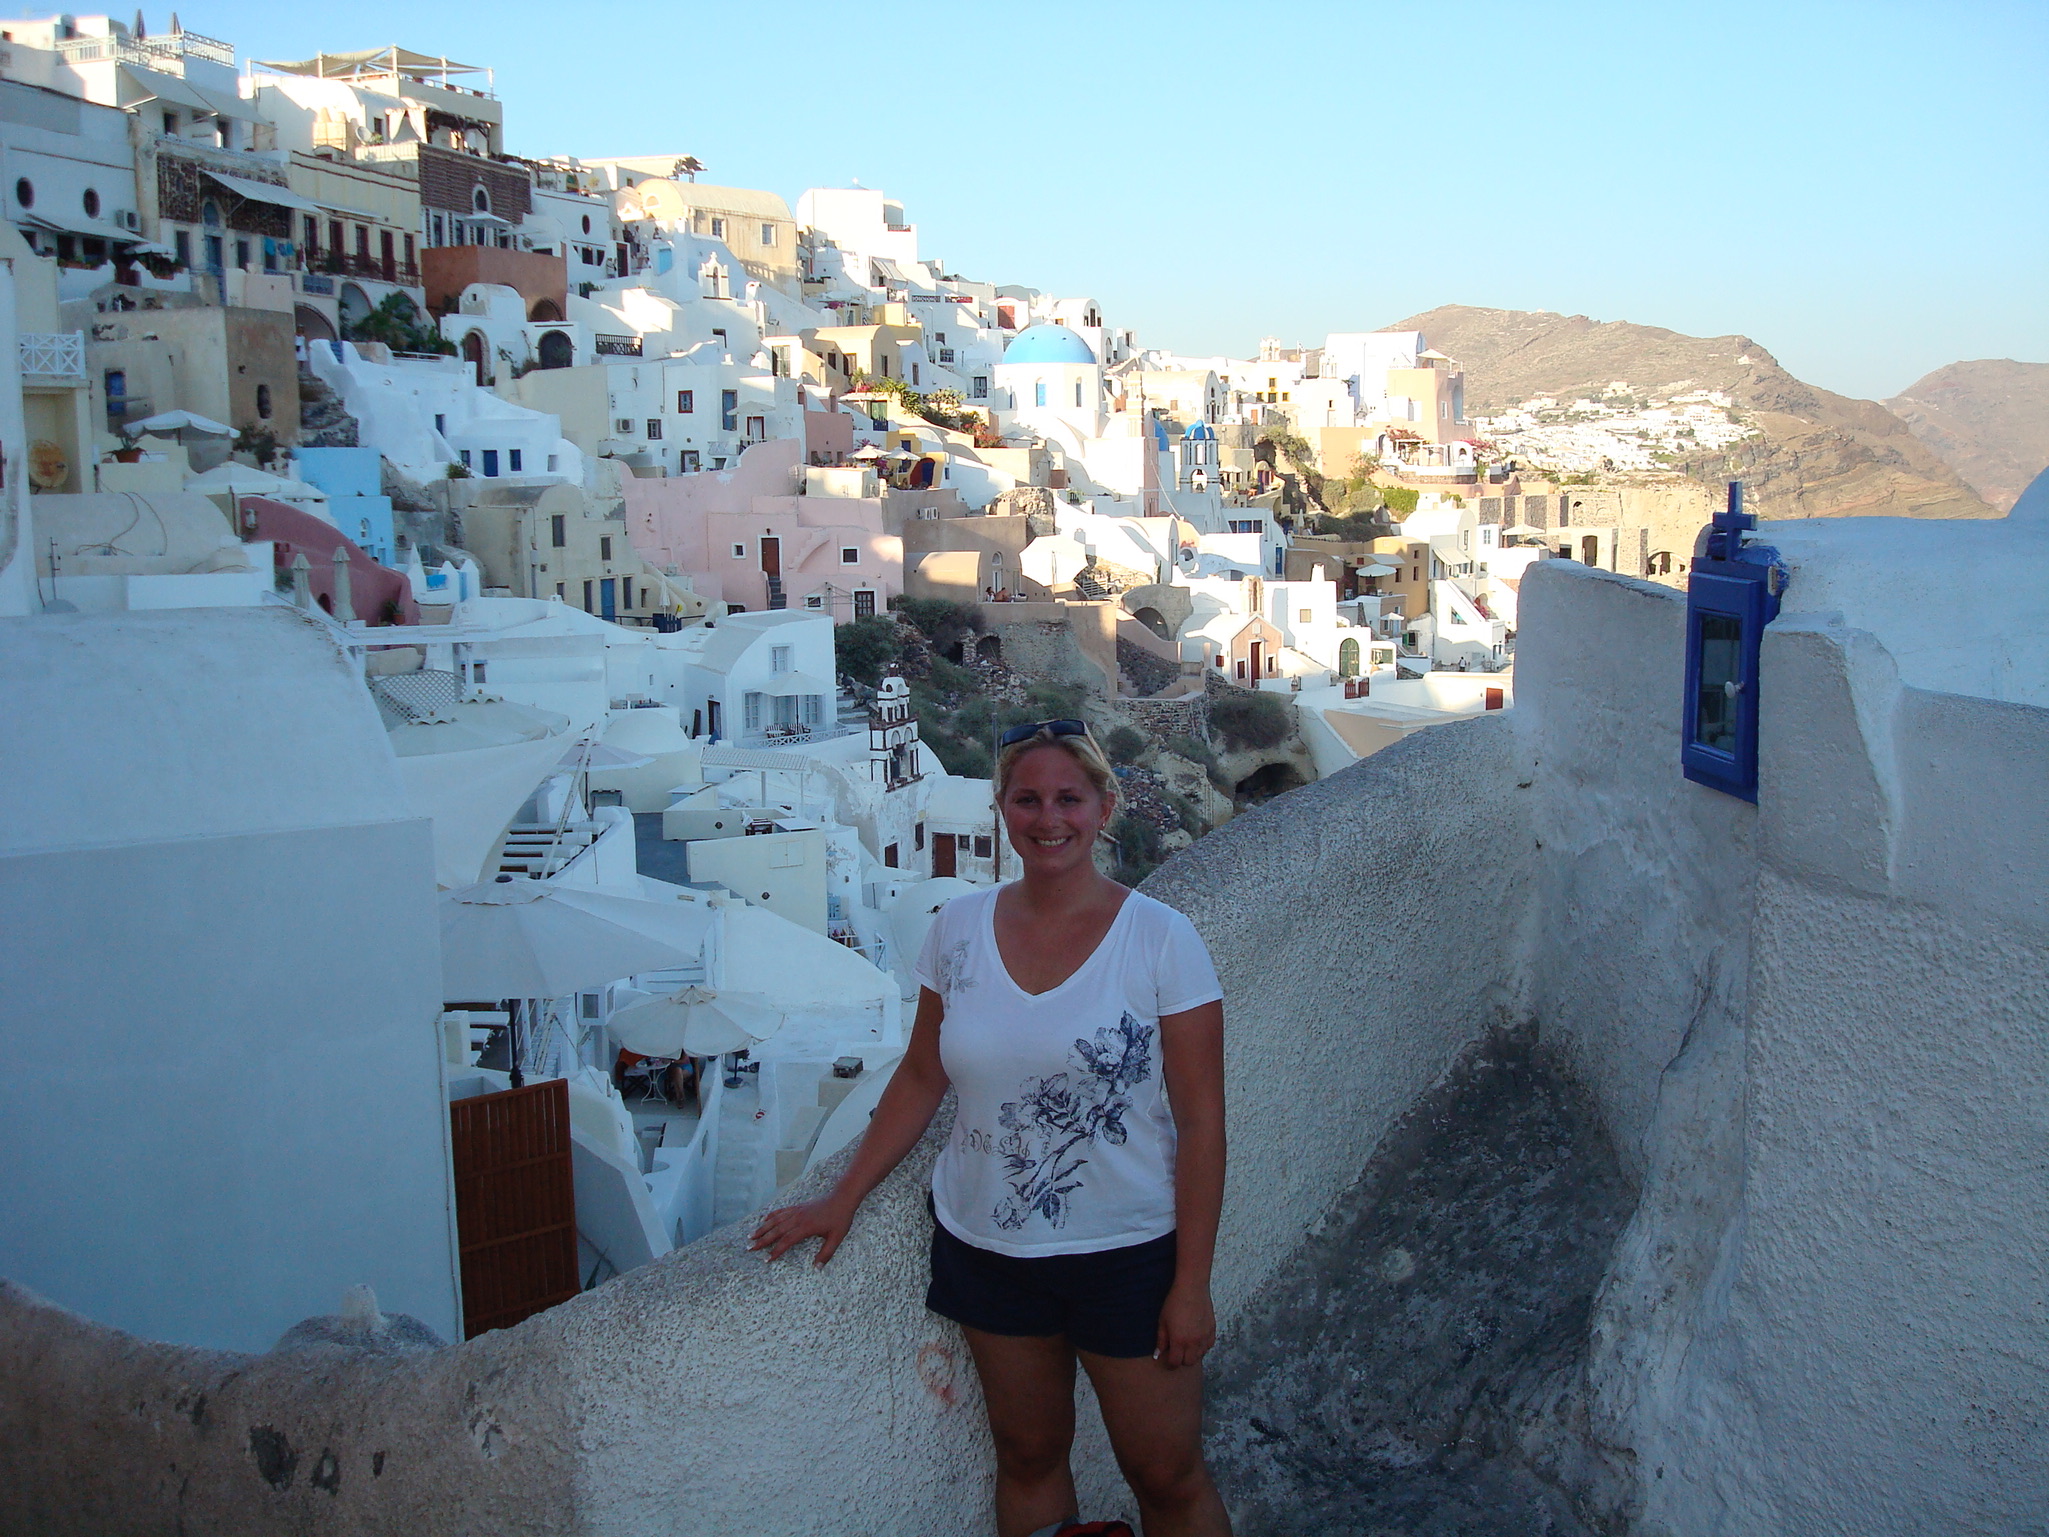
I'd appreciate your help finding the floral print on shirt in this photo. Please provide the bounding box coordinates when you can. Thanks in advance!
[991,1012,1155,1231]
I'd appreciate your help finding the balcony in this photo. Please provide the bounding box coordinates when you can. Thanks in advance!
[308,253,422,287]
[594,334,643,357]
[20,332,85,379]
[57,28,235,69]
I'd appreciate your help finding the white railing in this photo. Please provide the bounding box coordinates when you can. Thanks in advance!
[56,29,234,69]
[19,332,84,378]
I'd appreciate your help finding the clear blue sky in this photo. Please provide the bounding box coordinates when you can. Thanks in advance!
[185,0,2046,399]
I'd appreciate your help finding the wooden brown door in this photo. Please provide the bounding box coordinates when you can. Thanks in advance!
[450,1078,579,1338]
[932,834,956,879]
[760,537,781,579]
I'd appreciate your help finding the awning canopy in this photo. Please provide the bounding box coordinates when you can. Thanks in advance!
[119,65,246,120]
[204,172,324,214]
[22,211,145,244]
[758,670,832,696]
[254,47,486,79]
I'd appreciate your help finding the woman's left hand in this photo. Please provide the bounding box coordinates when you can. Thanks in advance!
[1154,1279,1216,1369]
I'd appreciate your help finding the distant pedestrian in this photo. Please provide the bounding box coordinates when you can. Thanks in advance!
[753,720,1231,1537]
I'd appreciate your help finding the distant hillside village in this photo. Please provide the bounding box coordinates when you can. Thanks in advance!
[0,11,1548,1339]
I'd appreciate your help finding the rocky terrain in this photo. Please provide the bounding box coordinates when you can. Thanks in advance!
[1885,358,2049,512]
[1386,304,1998,522]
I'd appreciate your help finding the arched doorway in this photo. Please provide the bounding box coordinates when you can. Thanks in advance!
[337,282,373,334]
[536,329,573,370]
[294,304,337,344]
[975,634,1001,663]
[1338,636,1360,677]
[908,456,936,489]
[1133,606,1169,640]
[1582,535,1600,567]
[529,297,563,321]
[461,330,487,385]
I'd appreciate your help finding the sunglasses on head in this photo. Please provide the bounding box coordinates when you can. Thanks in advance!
[998,718,1089,749]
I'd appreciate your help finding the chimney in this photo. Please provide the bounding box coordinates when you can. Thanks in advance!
[331,544,353,621]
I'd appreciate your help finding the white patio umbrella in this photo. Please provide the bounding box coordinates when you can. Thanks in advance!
[608,984,782,1058]
[438,877,712,1000]
[122,409,233,438]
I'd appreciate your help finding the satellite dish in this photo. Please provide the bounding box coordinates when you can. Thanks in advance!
[28,440,68,490]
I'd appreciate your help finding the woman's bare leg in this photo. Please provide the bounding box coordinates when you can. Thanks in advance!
[1079,1350,1230,1536]
[962,1327,1080,1537]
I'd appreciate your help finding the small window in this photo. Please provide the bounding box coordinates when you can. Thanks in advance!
[1074,381,1083,406]
[460,449,473,467]
[255,384,272,420]
[720,390,738,431]
[646,418,663,439]
[173,230,190,266]
[234,239,250,270]
[13,177,29,208]
[1299,609,1312,622]
[1034,381,1047,407]
[771,645,791,673]
[508,449,522,472]
[973,835,993,858]
[581,213,592,234]
[972,376,988,400]
[162,110,178,134]
[681,451,701,472]
[884,843,898,868]
[677,389,694,413]
[547,454,559,471]
[434,413,447,437]
[732,543,747,558]
[81,187,99,218]
[551,514,566,548]
[709,216,725,239]
[481,449,499,477]
[804,594,823,609]
[472,186,491,214]
[760,223,776,245]
[840,546,859,565]
[601,536,613,561]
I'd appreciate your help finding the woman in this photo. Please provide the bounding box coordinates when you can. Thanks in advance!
[752,721,1231,1537]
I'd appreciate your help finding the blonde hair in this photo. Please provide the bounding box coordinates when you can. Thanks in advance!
[994,724,1119,806]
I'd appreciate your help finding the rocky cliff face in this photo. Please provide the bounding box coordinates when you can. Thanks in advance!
[1386,305,1997,522]
[1884,357,2049,512]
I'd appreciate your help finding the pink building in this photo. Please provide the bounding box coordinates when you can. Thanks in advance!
[623,437,903,620]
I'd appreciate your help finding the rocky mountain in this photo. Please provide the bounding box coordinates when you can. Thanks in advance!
[1384,304,1997,522]
[1884,358,2049,512]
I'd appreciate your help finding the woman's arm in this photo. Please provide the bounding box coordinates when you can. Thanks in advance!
[1156,997,1225,1367]
[749,985,950,1265]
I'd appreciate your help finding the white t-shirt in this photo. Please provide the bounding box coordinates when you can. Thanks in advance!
[913,884,1223,1258]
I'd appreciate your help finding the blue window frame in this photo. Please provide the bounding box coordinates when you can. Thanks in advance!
[508,448,523,472]
[1681,482,1785,802]
[481,449,500,477]
[720,390,738,431]
[1034,381,1047,407]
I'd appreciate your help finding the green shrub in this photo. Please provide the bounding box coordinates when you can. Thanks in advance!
[833,616,902,686]
[1103,725,1148,764]
[1111,813,1165,886]
[1380,485,1420,516]
[1209,689,1292,752]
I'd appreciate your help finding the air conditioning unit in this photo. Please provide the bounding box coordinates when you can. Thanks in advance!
[115,209,140,231]
[615,418,634,434]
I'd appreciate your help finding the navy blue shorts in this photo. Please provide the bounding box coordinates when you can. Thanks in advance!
[926,1210,1179,1359]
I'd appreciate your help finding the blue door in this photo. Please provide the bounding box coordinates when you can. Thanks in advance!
[600,578,616,621]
